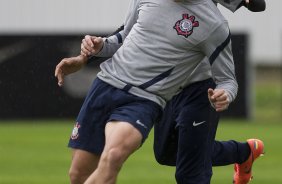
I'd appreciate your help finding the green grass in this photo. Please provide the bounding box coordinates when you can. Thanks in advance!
[0,122,71,184]
[0,75,281,183]
[255,80,281,121]
[0,120,281,184]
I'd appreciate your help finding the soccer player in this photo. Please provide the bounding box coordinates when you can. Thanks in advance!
[55,0,264,184]
[152,1,265,183]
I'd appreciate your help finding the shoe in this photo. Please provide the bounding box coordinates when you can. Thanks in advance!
[233,139,265,184]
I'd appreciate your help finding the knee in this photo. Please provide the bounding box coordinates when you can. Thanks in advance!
[69,167,89,184]
[102,147,127,169]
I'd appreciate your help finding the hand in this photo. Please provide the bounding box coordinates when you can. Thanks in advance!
[244,0,266,12]
[55,55,88,87]
[81,35,104,57]
[208,88,230,112]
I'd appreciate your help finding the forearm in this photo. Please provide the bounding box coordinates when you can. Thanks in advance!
[77,54,89,65]
[94,31,124,57]
[215,79,238,102]
[211,34,238,102]
[200,22,238,102]
[211,36,238,102]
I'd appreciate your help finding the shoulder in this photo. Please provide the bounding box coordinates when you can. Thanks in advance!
[193,0,229,42]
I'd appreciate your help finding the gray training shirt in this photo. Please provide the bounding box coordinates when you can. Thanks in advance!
[95,0,238,108]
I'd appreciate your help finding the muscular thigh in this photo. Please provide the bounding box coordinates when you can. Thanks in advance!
[104,122,143,154]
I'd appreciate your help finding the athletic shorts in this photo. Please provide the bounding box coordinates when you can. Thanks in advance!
[68,78,162,155]
[154,78,219,166]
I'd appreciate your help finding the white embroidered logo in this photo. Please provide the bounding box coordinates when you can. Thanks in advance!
[71,122,80,140]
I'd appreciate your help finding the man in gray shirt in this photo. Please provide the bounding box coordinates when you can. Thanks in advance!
[55,0,265,183]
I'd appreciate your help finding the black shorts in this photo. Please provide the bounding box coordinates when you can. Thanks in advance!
[154,78,219,166]
[68,78,162,155]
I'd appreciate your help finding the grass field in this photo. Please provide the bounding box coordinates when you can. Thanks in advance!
[1,120,282,184]
[0,70,281,184]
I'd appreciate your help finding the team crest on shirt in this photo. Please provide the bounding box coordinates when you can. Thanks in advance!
[71,122,81,140]
[173,14,199,38]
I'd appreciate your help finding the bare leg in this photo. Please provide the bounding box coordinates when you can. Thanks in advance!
[85,121,143,184]
[69,149,100,184]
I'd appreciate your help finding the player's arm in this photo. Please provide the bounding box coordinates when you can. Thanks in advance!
[81,0,139,58]
[55,55,88,86]
[80,29,125,58]
[199,21,238,112]
[55,0,140,86]
[214,0,266,12]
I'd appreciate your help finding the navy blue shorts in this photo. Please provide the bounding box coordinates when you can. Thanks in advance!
[154,78,219,183]
[68,78,162,155]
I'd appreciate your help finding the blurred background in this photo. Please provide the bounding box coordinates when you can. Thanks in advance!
[0,0,281,183]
